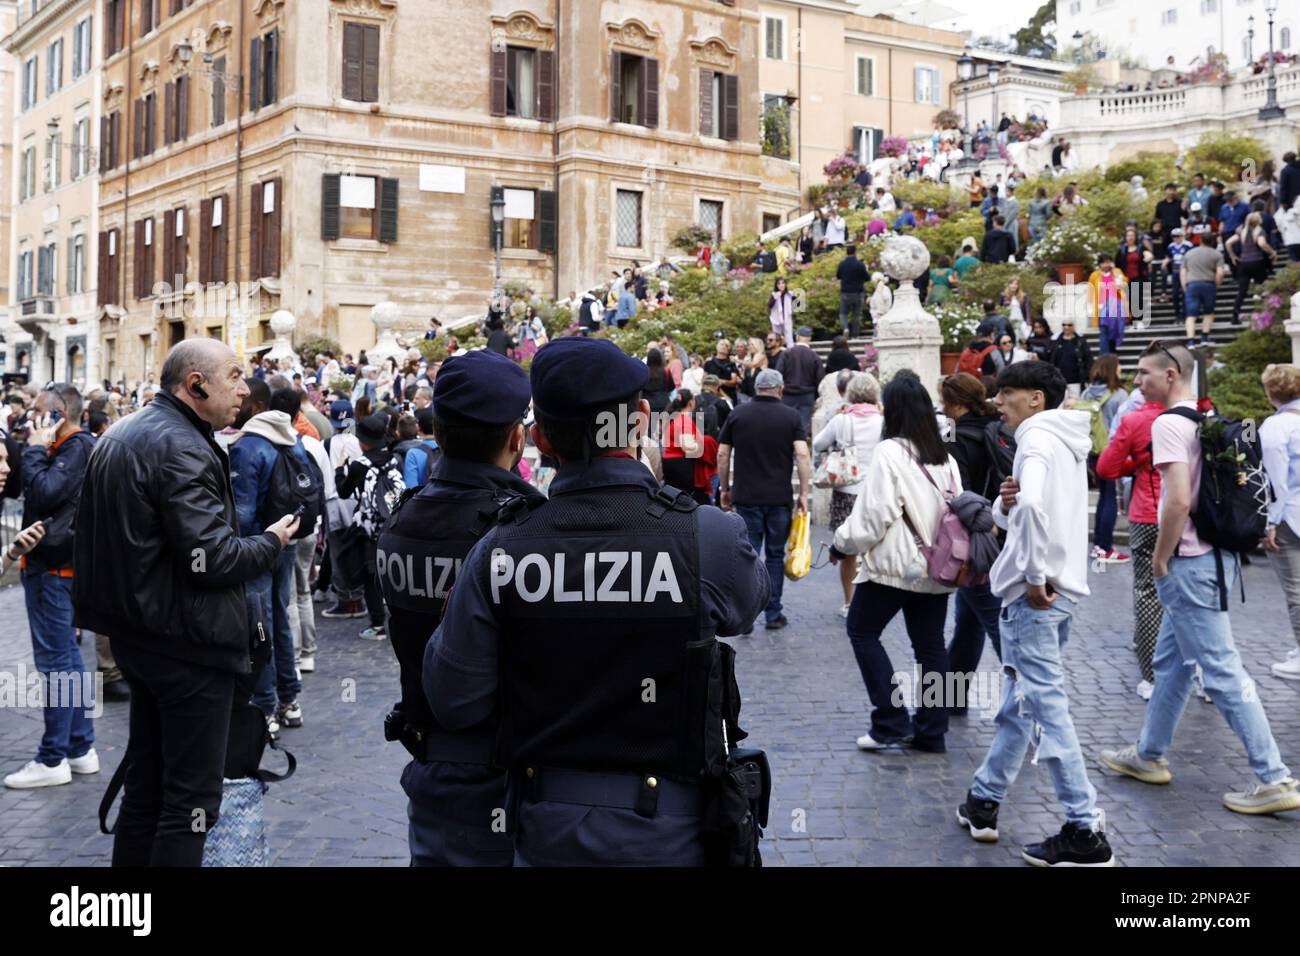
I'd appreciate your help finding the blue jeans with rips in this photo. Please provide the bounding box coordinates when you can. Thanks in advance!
[971,594,1103,829]
[736,504,792,624]
[23,572,95,765]
[1139,552,1289,783]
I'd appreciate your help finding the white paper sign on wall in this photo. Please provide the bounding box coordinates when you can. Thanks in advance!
[419,164,465,194]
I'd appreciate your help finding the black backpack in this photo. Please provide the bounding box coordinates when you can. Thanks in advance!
[983,420,1018,486]
[263,444,325,540]
[1161,407,1269,555]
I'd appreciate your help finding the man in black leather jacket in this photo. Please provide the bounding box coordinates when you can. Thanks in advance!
[73,339,299,867]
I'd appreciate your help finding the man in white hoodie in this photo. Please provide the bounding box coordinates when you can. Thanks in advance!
[956,361,1115,867]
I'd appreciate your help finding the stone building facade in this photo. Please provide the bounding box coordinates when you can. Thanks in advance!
[4,0,98,386]
[89,0,769,383]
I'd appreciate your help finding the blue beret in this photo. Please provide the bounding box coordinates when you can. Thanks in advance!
[530,337,648,419]
[432,349,531,425]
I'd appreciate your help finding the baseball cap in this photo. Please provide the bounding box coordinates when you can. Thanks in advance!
[755,369,784,390]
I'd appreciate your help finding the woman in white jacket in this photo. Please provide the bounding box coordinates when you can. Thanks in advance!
[830,373,961,753]
[814,372,884,615]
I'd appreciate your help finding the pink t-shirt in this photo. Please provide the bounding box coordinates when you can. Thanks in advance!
[1150,401,1212,557]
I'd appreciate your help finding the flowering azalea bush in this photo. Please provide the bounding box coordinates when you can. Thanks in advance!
[880,135,910,158]
[932,108,962,131]
[824,153,864,181]
[1246,265,1300,330]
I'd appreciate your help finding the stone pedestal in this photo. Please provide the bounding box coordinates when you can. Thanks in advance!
[873,235,943,401]
[1286,292,1300,366]
[368,301,405,368]
[266,309,297,365]
[1042,280,1092,336]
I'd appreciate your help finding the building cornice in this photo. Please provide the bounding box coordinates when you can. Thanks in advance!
[764,0,860,14]
[844,29,965,57]
[3,0,83,53]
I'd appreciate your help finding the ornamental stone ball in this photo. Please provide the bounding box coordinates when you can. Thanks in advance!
[269,309,296,337]
[371,300,401,331]
[879,234,930,283]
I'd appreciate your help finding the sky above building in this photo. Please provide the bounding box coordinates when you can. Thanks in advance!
[856,0,1049,47]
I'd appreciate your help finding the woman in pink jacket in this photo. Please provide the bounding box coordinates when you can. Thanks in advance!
[1096,395,1165,700]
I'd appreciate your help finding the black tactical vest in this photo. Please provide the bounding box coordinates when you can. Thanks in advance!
[489,484,728,780]
[377,484,517,730]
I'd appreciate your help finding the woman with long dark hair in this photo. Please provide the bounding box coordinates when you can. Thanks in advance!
[831,372,960,753]
[642,347,674,419]
[660,389,712,505]
[769,277,796,348]
[941,373,1003,712]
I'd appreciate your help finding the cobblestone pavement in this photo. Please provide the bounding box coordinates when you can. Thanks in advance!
[2,525,1300,866]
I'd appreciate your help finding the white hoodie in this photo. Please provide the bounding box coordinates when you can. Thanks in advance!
[989,408,1092,606]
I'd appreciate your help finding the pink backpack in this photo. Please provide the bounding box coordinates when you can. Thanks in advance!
[899,449,985,589]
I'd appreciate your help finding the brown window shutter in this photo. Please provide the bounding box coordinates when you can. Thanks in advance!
[212,57,226,125]
[177,208,187,286]
[249,182,263,278]
[133,220,143,298]
[199,198,212,284]
[378,177,399,243]
[139,0,150,36]
[643,58,659,128]
[179,76,188,139]
[215,194,229,282]
[144,218,154,293]
[163,210,174,288]
[99,116,109,172]
[110,111,120,168]
[538,189,557,254]
[490,46,507,116]
[342,22,362,101]
[362,25,380,102]
[723,73,739,142]
[249,36,262,111]
[537,49,554,121]
[164,81,175,145]
[97,231,107,306]
[133,98,143,160]
[321,173,340,240]
[699,69,713,137]
[266,179,281,276]
[609,51,621,122]
[109,230,119,304]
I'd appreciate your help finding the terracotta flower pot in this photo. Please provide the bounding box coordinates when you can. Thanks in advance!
[940,352,961,375]
[1055,263,1089,284]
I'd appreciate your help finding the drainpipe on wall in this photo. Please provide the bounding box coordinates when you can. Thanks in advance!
[797,6,802,208]
[551,0,559,301]
[122,0,132,361]
[887,47,893,138]
[233,0,245,319]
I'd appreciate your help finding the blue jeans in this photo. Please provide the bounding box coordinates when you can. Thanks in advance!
[972,594,1102,828]
[1029,222,1046,245]
[846,579,950,744]
[736,504,792,623]
[1094,476,1117,551]
[1140,553,1289,783]
[252,549,301,713]
[782,392,815,435]
[23,572,95,765]
[947,580,1003,683]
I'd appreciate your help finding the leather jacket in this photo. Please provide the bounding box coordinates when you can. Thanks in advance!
[72,390,283,674]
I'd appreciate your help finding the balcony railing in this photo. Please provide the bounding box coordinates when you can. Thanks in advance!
[19,296,55,317]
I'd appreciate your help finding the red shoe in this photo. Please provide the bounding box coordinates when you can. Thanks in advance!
[1097,549,1131,564]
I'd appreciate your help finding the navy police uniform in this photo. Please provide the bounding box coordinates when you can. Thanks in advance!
[425,338,770,866]
[377,349,540,866]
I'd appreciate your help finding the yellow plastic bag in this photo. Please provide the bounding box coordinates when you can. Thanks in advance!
[784,510,811,581]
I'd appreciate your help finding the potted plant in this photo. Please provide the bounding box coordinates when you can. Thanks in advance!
[932,300,983,371]
[1025,220,1107,283]
[1060,64,1100,95]
[933,108,963,131]
[880,135,910,158]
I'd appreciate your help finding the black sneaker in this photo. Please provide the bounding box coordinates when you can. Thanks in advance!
[1021,822,1115,867]
[765,615,788,631]
[955,790,1000,842]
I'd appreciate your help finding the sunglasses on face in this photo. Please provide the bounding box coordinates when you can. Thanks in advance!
[1146,341,1183,374]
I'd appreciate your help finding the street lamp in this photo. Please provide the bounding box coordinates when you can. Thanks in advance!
[957,50,973,131]
[1260,0,1286,120]
[490,190,505,301]
[1248,15,1255,64]
[1072,30,1084,65]
[44,117,97,173]
[987,62,1001,134]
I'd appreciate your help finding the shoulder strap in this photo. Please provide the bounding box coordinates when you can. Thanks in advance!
[646,484,698,519]
[253,737,297,784]
[98,756,129,835]
[1161,406,1203,426]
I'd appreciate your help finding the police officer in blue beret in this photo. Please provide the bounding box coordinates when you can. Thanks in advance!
[425,337,771,866]
[377,348,543,866]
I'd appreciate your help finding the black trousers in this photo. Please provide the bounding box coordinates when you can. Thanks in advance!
[362,538,385,627]
[110,638,236,867]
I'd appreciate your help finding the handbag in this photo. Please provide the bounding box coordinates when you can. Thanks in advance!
[813,416,862,489]
[784,510,811,581]
[201,778,270,867]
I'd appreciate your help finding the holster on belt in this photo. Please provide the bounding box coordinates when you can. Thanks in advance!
[384,710,494,764]
[702,747,771,868]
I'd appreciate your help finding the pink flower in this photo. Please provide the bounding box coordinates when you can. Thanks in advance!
[1268,295,1282,308]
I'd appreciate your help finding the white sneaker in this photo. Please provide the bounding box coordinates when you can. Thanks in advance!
[1136,680,1154,701]
[1272,655,1300,680]
[856,733,905,751]
[68,750,100,775]
[1099,743,1172,784]
[1223,777,1300,815]
[4,759,72,789]
[299,655,316,673]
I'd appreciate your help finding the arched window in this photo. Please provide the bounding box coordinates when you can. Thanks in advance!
[1282,26,1292,50]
